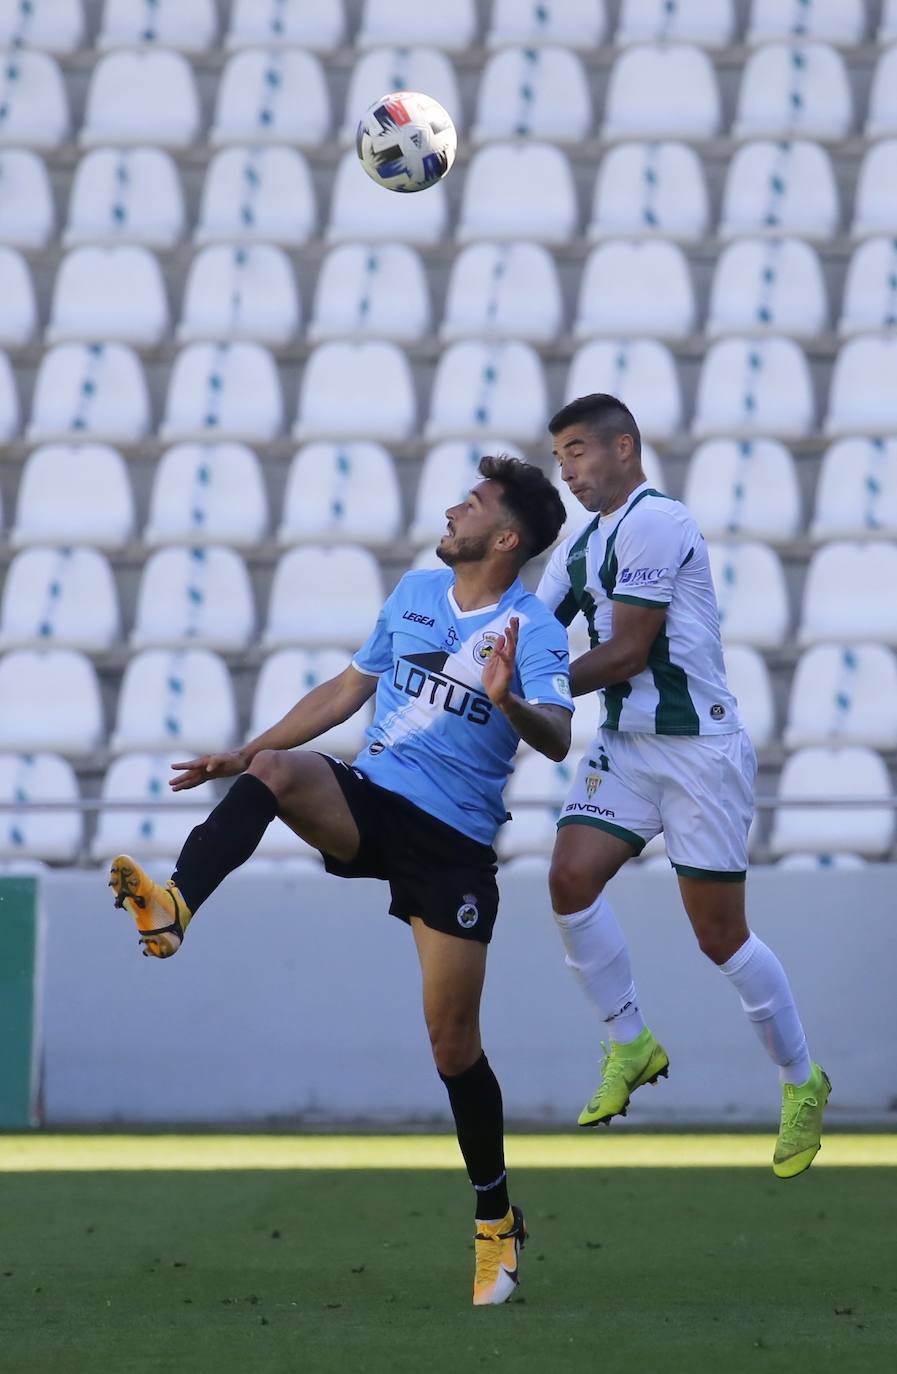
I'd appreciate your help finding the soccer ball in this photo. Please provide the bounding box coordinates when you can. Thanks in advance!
[356,90,457,193]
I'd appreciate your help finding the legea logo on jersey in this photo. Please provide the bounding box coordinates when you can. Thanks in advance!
[619,566,668,586]
[402,610,436,627]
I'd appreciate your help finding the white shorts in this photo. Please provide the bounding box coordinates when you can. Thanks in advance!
[557,728,757,881]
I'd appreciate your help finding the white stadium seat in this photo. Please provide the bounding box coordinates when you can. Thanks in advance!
[409,440,525,546]
[616,0,734,47]
[27,342,150,443]
[707,541,789,648]
[799,542,897,646]
[226,0,345,52]
[457,143,577,245]
[328,149,446,245]
[488,0,605,48]
[426,341,547,442]
[746,0,865,45]
[0,246,36,345]
[684,439,801,543]
[588,142,709,243]
[64,147,185,248]
[500,754,577,861]
[0,0,84,52]
[507,753,575,807]
[0,753,81,863]
[472,47,591,144]
[0,546,120,651]
[692,337,814,439]
[47,246,170,347]
[0,347,17,437]
[111,648,237,756]
[850,141,897,241]
[251,649,371,759]
[263,546,385,650]
[357,0,476,51]
[565,340,682,441]
[144,442,268,548]
[574,241,696,340]
[91,752,207,863]
[881,0,897,41]
[11,443,135,549]
[211,48,330,147]
[865,44,897,139]
[177,244,300,347]
[339,48,461,144]
[602,44,721,141]
[719,140,839,241]
[721,644,775,749]
[97,0,217,51]
[160,342,283,443]
[706,237,827,339]
[441,242,562,344]
[80,50,200,149]
[294,341,415,442]
[0,48,68,147]
[839,239,897,337]
[0,148,53,246]
[732,43,852,142]
[778,852,867,870]
[131,546,255,652]
[196,145,316,247]
[770,747,894,859]
[308,243,430,343]
[825,338,897,436]
[784,645,897,750]
[812,438,897,540]
[278,443,401,547]
[0,650,103,755]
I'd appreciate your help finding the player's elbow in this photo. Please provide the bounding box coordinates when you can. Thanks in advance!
[546,718,572,763]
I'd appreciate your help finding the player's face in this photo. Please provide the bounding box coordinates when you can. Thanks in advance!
[438,480,511,565]
[552,424,633,515]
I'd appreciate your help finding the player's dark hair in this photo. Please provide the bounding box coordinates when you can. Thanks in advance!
[548,393,642,458]
[478,454,566,560]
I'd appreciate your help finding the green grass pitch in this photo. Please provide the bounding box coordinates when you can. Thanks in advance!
[1,1135,895,1374]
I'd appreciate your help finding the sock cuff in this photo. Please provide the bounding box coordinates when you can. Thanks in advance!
[553,892,612,931]
[228,771,279,821]
[438,1050,488,1087]
[720,931,759,977]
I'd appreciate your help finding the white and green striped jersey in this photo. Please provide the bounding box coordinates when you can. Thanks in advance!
[537,481,741,736]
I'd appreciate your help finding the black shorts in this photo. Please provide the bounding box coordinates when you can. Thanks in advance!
[318,755,499,944]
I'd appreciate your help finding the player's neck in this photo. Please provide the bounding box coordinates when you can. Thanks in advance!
[600,470,648,518]
[450,562,517,613]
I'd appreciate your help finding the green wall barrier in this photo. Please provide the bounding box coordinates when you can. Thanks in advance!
[0,878,42,1128]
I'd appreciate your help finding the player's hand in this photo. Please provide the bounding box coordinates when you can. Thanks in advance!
[481,615,519,707]
[170,749,248,792]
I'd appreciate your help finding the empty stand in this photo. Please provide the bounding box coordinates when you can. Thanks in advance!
[707,541,789,648]
[616,0,734,46]
[0,546,120,651]
[339,47,461,144]
[64,147,185,248]
[732,43,853,141]
[0,246,36,345]
[799,542,897,645]
[80,50,200,148]
[587,142,709,242]
[839,238,897,335]
[0,347,16,437]
[251,649,371,759]
[825,337,897,435]
[263,546,384,650]
[47,245,170,346]
[426,341,547,442]
[91,752,206,862]
[574,241,696,340]
[692,337,815,438]
[294,341,415,441]
[0,0,84,51]
[602,44,721,141]
[488,0,605,48]
[866,42,897,138]
[308,243,430,343]
[278,443,401,547]
[850,140,897,239]
[0,48,68,147]
[746,0,865,44]
[812,437,897,539]
[442,242,562,344]
[111,648,237,756]
[356,0,477,51]
[457,143,577,244]
[226,0,345,51]
[721,645,775,748]
[719,140,839,240]
[881,0,897,40]
[785,645,897,750]
[706,237,827,338]
[684,439,801,542]
[0,753,81,863]
[328,148,446,245]
[160,341,283,442]
[196,145,315,246]
[770,747,894,858]
[11,443,135,549]
[565,340,682,440]
[143,442,269,548]
[409,440,525,546]
[0,148,53,246]
[178,243,300,346]
[27,341,150,443]
[211,48,330,147]
[472,46,591,143]
[0,650,103,755]
[500,753,576,860]
[97,0,218,51]
[131,546,255,651]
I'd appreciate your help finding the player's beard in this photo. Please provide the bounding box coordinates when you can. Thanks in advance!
[436,531,492,566]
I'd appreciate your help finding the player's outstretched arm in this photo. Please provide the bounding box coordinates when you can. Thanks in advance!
[570,601,667,697]
[482,616,572,762]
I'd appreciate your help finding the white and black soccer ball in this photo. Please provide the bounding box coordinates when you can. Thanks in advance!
[356,90,457,193]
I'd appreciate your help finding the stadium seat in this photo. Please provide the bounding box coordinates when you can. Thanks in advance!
[683,439,801,542]
[339,47,461,144]
[110,648,237,756]
[356,0,476,51]
[328,149,446,245]
[0,0,84,51]
[574,241,696,340]
[426,341,547,442]
[441,242,562,344]
[278,443,401,547]
[488,0,605,48]
[11,443,135,549]
[409,439,526,545]
[210,48,330,147]
[707,541,789,648]
[456,143,577,245]
[881,0,897,40]
[602,44,721,141]
[177,244,300,346]
[0,48,68,147]
[732,43,852,142]
[160,342,283,443]
[226,0,345,51]
[131,546,255,652]
[587,141,709,242]
[798,542,897,646]
[27,342,150,443]
[746,0,865,44]
[410,545,446,572]
[850,141,897,240]
[0,148,53,246]
[769,746,895,859]
[825,338,897,436]
[0,649,103,755]
[97,0,217,50]
[692,337,814,438]
[615,0,734,46]
[500,754,576,860]
[294,341,415,441]
[778,852,867,871]
[250,649,371,759]
[0,546,120,651]
[195,145,316,246]
[64,147,185,248]
[0,246,36,345]
[263,545,385,650]
[718,140,839,241]
[811,438,897,540]
[721,644,775,748]
[80,50,200,148]
[91,752,207,862]
[839,239,897,337]
[308,243,430,343]
[865,43,897,138]
[472,47,591,144]
[565,340,682,441]
[706,237,827,338]
[0,752,81,863]
[47,246,170,347]
[144,442,269,548]
[0,347,17,437]
[784,645,897,750]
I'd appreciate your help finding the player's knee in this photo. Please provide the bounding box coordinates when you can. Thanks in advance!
[694,925,741,966]
[426,1016,480,1078]
[248,749,294,801]
[549,856,605,916]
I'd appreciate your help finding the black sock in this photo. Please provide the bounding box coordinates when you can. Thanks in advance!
[440,1051,509,1222]
[171,773,279,913]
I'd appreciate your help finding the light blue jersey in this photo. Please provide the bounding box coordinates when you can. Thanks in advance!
[351,569,573,844]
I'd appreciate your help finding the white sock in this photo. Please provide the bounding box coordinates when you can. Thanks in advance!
[720,933,812,1085]
[553,894,646,1044]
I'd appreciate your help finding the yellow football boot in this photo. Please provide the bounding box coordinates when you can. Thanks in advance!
[109,854,192,958]
[773,1063,831,1179]
[473,1205,526,1306]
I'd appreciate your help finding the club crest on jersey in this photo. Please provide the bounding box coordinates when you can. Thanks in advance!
[585,774,602,799]
[473,632,501,665]
[457,894,479,929]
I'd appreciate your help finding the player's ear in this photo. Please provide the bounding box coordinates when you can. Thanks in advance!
[495,526,521,554]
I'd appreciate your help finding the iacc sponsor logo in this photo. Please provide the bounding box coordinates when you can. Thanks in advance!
[402,610,435,627]
[473,632,501,665]
[618,566,668,587]
[710,703,726,721]
[565,801,616,818]
[585,774,601,799]
[553,673,572,699]
[456,894,479,929]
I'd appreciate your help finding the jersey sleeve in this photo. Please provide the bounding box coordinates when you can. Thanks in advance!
[535,540,579,626]
[612,508,689,608]
[516,612,574,712]
[351,584,399,677]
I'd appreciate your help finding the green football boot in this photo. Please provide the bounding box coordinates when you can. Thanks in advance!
[577,1026,670,1128]
[773,1063,831,1179]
